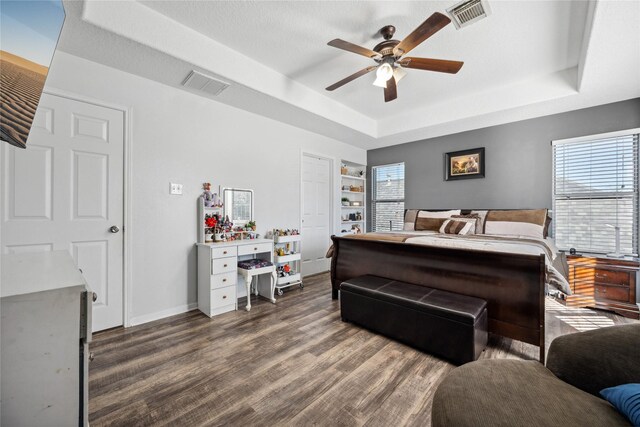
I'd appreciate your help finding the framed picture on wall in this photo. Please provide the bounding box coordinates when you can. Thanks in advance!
[0,1,65,149]
[445,147,485,181]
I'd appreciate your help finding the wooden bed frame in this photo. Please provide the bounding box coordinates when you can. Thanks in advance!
[330,235,547,362]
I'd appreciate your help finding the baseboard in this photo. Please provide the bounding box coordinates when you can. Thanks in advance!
[129,302,198,327]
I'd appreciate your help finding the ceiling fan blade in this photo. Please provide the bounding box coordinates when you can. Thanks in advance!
[393,12,451,57]
[384,76,397,102]
[326,66,377,91]
[327,39,381,59]
[399,57,464,74]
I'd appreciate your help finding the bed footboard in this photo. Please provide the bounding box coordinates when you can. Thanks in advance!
[330,235,546,362]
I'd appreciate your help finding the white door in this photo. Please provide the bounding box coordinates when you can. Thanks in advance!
[1,93,125,331]
[301,154,332,276]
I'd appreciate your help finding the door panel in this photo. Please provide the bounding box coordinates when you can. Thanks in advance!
[301,154,332,276]
[1,93,124,331]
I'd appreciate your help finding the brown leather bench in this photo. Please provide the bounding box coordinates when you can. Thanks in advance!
[340,275,488,365]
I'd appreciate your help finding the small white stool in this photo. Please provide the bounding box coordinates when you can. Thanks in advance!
[238,264,277,311]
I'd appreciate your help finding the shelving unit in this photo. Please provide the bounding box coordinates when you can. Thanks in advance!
[339,160,366,236]
[273,234,302,295]
[198,196,258,243]
[198,196,223,243]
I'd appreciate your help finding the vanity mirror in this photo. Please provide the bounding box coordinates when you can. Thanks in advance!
[222,188,253,225]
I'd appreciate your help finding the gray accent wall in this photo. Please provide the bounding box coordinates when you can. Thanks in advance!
[367,98,640,228]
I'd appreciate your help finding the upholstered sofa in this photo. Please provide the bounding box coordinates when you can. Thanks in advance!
[432,323,640,426]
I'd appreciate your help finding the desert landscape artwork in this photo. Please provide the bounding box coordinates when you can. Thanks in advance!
[0,0,65,148]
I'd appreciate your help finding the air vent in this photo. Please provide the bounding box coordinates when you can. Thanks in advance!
[182,70,229,96]
[446,0,491,29]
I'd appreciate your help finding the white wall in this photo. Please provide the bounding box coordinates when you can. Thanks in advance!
[45,51,365,326]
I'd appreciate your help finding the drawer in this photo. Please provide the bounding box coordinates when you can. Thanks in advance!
[211,286,236,309]
[211,246,237,259]
[573,266,631,287]
[238,242,272,256]
[212,257,237,275]
[595,284,630,302]
[593,268,630,286]
[212,271,237,289]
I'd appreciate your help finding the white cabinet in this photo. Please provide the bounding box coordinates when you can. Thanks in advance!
[197,238,275,317]
[274,234,303,295]
[197,243,238,317]
[1,251,92,426]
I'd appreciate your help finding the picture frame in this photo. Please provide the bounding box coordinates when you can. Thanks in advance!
[1,1,65,149]
[445,147,485,181]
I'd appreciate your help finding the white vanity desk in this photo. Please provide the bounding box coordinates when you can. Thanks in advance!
[196,238,276,317]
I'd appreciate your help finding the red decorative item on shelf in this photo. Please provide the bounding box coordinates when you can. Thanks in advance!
[205,216,217,228]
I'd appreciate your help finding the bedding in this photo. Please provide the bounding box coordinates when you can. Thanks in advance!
[403,209,420,231]
[342,231,570,295]
[415,209,462,231]
[484,209,547,239]
[470,210,489,233]
[451,213,481,234]
[440,218,475,235]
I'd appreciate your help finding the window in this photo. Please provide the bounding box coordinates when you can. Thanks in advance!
[552,130,639,256]
[372,163,405,231]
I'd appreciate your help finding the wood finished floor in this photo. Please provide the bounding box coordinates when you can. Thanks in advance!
[89,273,636,426]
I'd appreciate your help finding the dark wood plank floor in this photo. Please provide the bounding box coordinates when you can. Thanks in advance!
[89,273,635,426]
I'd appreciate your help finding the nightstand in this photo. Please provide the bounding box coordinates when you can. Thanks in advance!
[566,254,640,319]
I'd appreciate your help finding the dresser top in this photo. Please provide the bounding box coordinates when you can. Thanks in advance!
[1,251,87,298]
[196,238,273,248]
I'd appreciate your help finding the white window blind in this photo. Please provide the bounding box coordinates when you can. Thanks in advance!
[553,132,639,256]
[372,163,405,231]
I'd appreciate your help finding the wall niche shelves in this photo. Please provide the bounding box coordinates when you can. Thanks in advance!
[339,160,366,235]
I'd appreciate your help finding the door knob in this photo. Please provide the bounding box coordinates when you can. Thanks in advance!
[109,225,120,233]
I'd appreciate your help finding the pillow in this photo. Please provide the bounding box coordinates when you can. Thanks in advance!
[470,210,489,233]
[543,214,552,238]
[484,209,547,239]
[452,213,482,234]
[403,209,420,231]
[600,383,640,426]
[415,210,462,231]
[440,219,474,235]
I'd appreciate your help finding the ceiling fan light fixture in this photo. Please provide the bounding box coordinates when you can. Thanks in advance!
[373,75,388,88]
[393,66,407,83]
[376,63,394,81]
[373,62,394,87]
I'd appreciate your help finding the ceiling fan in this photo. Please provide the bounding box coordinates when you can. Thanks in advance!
[325,12,464,102]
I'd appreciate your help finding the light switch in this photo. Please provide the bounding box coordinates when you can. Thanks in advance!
[170,183,183,195]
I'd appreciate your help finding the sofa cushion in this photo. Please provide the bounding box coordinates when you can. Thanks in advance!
[432,359,630,427]
[546,324,640,396]
[600,383,640,426]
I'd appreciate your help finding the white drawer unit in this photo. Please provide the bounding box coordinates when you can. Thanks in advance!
[212,257,236,275]
[197,239,275,318]
[211,271,237,289]
[211,246,237,259]
[238,242,272,256]
[211,286,236,310]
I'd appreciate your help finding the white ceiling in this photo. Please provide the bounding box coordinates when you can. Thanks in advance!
[56,0,640,149]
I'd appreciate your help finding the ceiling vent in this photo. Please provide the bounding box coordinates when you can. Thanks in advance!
[446,0,491,29]
[182,70,229,96]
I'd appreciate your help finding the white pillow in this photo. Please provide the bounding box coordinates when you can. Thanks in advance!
[439,218,475,235]
[417,209,462,219]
